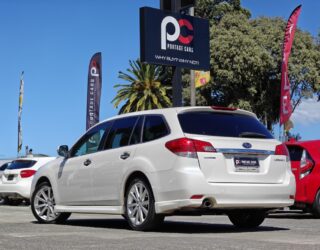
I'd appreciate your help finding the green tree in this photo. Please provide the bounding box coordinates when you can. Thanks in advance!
[252,17,320,128]
[195,0,250,23]
[112,60,172,114]
[189,1,320,131]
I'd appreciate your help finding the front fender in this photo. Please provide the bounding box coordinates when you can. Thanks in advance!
[31,157,65,204]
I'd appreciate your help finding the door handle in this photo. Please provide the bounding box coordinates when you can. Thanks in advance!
[120,152,130,160]
[83,159,92,166]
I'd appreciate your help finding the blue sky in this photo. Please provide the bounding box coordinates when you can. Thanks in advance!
[0,0,319,158]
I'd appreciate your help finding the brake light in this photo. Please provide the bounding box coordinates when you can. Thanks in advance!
[275,144,289,157]
[165,138,216,158]
[20,170,36,178]
[211,106,237,111]
[300,150,314,179]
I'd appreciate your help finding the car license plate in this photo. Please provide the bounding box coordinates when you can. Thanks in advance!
[7,175,14,181]
[234,157,260,172]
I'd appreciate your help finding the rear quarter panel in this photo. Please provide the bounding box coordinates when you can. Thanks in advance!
[288,141,320,204]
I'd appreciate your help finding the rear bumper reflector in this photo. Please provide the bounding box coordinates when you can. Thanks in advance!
[190,195,204,199]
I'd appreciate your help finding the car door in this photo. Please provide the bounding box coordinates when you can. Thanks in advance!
[91,116,141,205]
[57,122,110,206]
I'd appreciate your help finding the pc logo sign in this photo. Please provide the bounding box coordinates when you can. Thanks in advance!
[161,16,193,50]
[140,7,210,70]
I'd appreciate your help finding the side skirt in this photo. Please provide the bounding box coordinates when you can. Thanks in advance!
[55,205,123,214]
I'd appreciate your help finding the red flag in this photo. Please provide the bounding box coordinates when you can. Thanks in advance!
[280,5,302,125]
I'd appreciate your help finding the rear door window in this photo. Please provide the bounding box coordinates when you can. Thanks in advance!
[129,116,143,145]
[143,115,169,142]
[6,160,36,170]
[104,116,138,149]
[178,111,273,139]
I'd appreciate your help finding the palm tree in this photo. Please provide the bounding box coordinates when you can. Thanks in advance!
[112,59,172,114]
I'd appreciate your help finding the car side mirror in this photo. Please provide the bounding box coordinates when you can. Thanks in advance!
[57,145,69,158]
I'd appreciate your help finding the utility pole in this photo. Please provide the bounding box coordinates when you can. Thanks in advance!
[189,6,196,106]
[160,0,196,107]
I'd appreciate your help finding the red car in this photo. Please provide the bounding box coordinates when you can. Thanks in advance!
[286,139,320,217]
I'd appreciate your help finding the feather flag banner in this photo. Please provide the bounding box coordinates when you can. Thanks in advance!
[280,5,302,125]
[17,71,24,154]
[86,53,102,130]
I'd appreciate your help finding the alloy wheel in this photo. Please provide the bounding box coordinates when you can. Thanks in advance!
[33,185,59,222]
[126,182,150,226]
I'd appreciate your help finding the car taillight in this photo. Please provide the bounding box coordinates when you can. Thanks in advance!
[275,144,289,157]
[165,138,216,158]
[300,150,314,179]
[20,170,36,178]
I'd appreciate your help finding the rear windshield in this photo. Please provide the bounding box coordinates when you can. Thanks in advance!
[178,111,273,139]
[6,160,37,170]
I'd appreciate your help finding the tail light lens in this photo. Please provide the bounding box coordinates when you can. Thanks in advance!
[20,170,36,178]
[275,144,289,157]
[300,150,314,179]
[165,138,216,158]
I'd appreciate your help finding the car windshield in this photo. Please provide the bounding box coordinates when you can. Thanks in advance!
[6,160,37,170]
[178,111,273,139]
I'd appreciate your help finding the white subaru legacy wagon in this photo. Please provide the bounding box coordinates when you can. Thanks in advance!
[30,107,295,230]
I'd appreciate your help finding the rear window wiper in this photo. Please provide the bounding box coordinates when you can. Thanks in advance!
[239,132,267,139]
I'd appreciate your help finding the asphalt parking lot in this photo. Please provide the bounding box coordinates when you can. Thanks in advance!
[0,205,320,250]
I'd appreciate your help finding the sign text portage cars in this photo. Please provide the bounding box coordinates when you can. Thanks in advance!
[140,7,210,70]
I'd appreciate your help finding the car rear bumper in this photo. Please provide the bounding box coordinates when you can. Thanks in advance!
[155,183,295,213]
[0,180,32,199]
[152,167,296,214]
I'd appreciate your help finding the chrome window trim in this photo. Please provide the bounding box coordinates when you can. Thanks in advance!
[216,148,275,155]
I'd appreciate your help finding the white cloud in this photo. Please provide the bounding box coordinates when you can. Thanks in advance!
[292,97,320,126]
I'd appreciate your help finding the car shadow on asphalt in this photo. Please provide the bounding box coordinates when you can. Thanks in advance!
[33,218,289,234]
[268,212,316,220]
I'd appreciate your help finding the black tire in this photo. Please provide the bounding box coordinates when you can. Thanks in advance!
[125,177,164,231]
[228,211,266,228]
[31,182,71,224]
[312,189,320,218]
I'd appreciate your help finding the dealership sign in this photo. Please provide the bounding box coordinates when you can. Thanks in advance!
[140,7,210,70]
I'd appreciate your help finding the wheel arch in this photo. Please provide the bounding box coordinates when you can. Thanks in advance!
[122,171,156,206]
[35,176,51,187]
[311,185,320,204]
[32,175,61,204]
